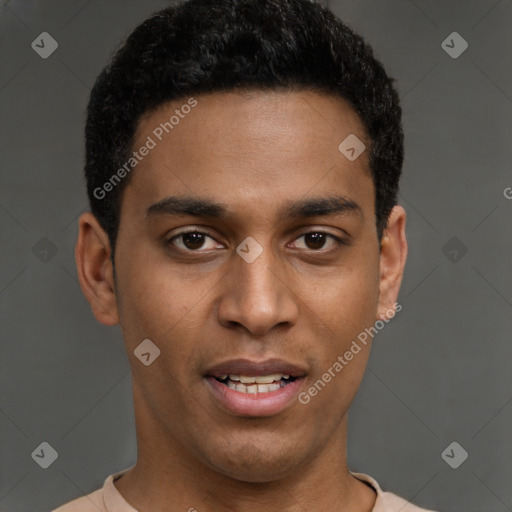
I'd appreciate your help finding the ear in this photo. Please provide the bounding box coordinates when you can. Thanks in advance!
[377,205,408,320]
[75,212,119,326]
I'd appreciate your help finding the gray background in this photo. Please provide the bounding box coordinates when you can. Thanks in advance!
[1,0,511,510]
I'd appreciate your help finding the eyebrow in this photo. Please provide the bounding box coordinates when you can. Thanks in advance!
[146,195,362,221]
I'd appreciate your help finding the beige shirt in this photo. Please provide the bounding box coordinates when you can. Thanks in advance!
[53,468,437,512]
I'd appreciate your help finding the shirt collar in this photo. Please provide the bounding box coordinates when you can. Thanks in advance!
[104,468,386,512]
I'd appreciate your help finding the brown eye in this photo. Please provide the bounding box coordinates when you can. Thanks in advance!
[181,232,207,250]
[293,232,344,251]
[168,231,220,252]
[304,233,327,250]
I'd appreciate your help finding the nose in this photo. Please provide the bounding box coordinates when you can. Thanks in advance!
[216,243,299,337]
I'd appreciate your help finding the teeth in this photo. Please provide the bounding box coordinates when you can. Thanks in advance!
[214,373,295,393]
[227,373,286,384]
[226,380,284,394]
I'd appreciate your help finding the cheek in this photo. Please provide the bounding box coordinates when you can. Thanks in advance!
[115,260,204,398]
[300,259,380,338]
[115,245,208,338]
[118,250,183,353]
[298,275,377,422]
[295,252,380,408]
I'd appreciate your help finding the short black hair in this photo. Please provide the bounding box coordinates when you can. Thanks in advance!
[85,0,403,256]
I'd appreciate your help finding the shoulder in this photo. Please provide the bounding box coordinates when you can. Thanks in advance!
[378,490,438,512]
[351,472,438,512]
[52,487,106,512]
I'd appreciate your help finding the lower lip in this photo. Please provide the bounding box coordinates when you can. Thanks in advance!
[204,377,305,417]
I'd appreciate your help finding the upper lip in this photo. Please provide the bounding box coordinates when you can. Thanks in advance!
[205,358,307,378]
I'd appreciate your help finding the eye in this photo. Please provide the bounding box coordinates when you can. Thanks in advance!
[166,229,347,254]
[167,230,222,251]
[291,231,345,251]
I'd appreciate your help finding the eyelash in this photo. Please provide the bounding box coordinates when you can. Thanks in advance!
[166,228,348,253]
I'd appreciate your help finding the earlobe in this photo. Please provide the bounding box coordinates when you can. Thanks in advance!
[377,205,408,320]
[75,212,119,326]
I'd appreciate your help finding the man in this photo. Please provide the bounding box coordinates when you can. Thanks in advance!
[54,0,437,510]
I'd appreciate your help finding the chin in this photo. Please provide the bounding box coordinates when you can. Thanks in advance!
[202,437,307,483]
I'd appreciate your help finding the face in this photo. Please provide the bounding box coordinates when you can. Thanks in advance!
[76,90,407,483]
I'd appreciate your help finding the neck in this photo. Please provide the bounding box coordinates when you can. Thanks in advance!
[115,385,376,512]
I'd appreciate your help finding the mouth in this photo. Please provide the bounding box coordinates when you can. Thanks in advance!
[204,359,307,417]
[212,373,298,394]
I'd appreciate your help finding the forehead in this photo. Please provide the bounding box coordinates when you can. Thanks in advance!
[122,90,373,223]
